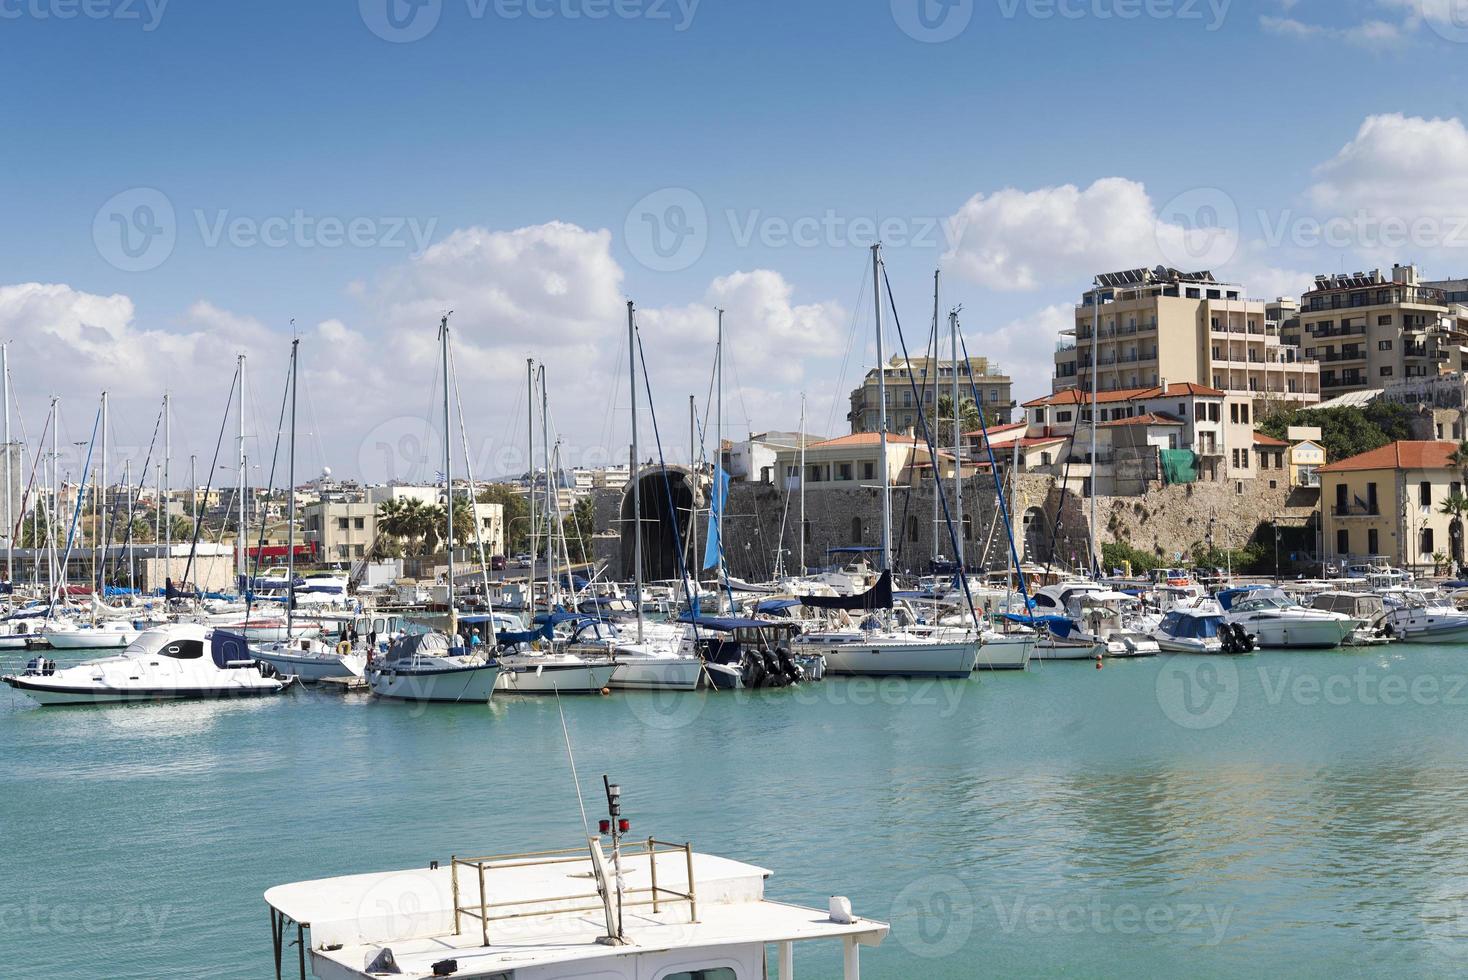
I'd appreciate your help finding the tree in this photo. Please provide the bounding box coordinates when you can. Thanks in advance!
[477,483,531,555]
[934,394,983,449]
[1258,405,1399,464]
[1441,493,1468,565]
[376,497,433,555]
[565,495,596,565]
[1449,441,1468,488]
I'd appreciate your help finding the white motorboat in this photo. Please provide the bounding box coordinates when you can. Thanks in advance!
[1310,591,1391,646]
[263,781,889,980]
[1220,587,1360,649]
[1382,589,1468,643]
[0,617,44,650]
[565,618,705,691]
[251,635,367,683]
[1151,607,1229,654]
[1,623,293,705]
[365,632,500,703]
[41,618,146,650]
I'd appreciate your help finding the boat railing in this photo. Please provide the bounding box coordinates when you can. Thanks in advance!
[449,838,698,946]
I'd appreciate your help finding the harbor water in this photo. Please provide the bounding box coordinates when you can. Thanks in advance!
[6,645,1468,978]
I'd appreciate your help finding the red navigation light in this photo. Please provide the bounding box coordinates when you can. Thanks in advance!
[618,818,630,833]
[598,819,611,834]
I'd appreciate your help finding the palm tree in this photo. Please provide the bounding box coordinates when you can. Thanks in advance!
[1450,441,1468,488]
[935,394,983,449]
[1441,493,1468,567]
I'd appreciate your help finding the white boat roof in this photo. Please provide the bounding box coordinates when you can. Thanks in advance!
[266,845,886,979]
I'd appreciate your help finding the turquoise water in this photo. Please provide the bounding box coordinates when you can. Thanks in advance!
[6,647,1468,978]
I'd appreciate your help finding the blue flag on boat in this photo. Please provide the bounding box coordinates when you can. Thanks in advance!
[703,466,731,571]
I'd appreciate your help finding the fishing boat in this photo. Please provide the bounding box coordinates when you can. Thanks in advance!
[263,778,889,980]
[1,623,293,705]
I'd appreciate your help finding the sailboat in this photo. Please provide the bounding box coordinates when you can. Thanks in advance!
[365,315,500,703]
[790,248,989,678]
[251,340,366,683]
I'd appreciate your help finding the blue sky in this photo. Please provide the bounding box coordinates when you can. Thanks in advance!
[2,0,1467,478]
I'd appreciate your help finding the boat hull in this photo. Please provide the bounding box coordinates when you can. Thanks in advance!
[253,649,366,683]
[366,663,500,702]
[1233,617,1358,649]
[42,630,140,650]
[802,639,981,678]
[609,658,703,691]
[496,662,616,694]
[2,675,289,705]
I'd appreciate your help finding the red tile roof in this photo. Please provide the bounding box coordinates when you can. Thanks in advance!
[1101,412,1184,428]
[1318,441,1460,473]
[808,432,918,449]
[1024,382,1224,408]
[1252,433,1289,447]
[960,421,1026,438]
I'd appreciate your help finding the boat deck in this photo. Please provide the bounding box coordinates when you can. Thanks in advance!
[265,846,885,979]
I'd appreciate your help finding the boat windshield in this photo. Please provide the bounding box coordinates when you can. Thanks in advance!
[125,630,189,657]
[1233,595,1292,613]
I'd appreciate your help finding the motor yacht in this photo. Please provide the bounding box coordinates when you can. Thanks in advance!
[1382,588,1468,643]
[2,623,293,705]
[1219,587,1360,649]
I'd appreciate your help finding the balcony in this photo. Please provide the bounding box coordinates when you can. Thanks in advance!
[1331,503,1381,517]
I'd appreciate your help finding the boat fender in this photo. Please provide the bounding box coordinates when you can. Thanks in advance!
[1095,655,1103,670]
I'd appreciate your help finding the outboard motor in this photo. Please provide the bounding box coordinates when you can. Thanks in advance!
[776,646,801,684]
[759,648,786,687]
[1219,628,1238,654]
[741,650,766,689]
[1232,624,1255,652]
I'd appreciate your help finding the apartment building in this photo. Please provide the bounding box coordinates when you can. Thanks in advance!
[772,433,969,493]
[1022,382,1257,492]
[1055,266,1320,414]
[1297,265,1468,399]
[848,355,1012,434]
[1319,441,1464,572]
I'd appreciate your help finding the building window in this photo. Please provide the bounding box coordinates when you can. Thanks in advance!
[1337,528,1350,554]
[837,463,852,482]
[1057,411,1073,423]
[1378,315,1392,326]
[851,517,863,543]
[354,517,365,529]
[1422,527,1435,555]
[1368,529,1379,554]
[1421,481,1432,506]
[1378,339,1392,351]
[861,462,874,481]
[337,517,349,530]
[1381,366,1393,377]
[908,515,919,543]
[1241,405,1250,424]
[1178,403,1186,416]
[1260,453,1269,470]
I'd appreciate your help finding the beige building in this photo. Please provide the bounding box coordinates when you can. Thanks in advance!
[1320,441,1464,572]
[306,496,505,562]
[773,433,969,493]
[1056,267,1320,413]
[1298,265,1468,399]
[848,355,1012,434]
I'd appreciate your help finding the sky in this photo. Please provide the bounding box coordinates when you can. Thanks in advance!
[2,0,1467,486]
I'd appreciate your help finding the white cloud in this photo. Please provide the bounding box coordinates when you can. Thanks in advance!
[1308,113,1468,215]
[965,304,1074,406]
[944,179,1172,291]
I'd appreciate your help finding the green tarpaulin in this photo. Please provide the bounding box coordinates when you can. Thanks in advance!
[1160,449,1198,485]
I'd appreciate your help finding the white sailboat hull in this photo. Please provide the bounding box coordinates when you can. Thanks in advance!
[366,662,500,702]
[497,660,617,694]
[253,647,366,683]
[609,657,703,691]
[797,635,981,678]
[43,628,141,650]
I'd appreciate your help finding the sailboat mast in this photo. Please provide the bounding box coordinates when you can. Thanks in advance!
[715,307,724,588]
[236,353,247,587]
[287,338,298,637]
[872,244,891,573]
[162,392,170,573]
[799,393,807,577]
[951,309,964,570]
[525,357,536,611]
[1090,280,1101,578]
[50,397,58,602]
[541,366,553,610]
[2,342,10,586]
[440,314,456,641]
[930,272,940,566]
[627,301,644,643]
[124,459,133,593]
[100,390,108,594]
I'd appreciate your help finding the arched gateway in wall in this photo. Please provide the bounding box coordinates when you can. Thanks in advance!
[618,465,706,582]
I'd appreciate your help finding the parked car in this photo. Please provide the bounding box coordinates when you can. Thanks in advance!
[491,554,507,571]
